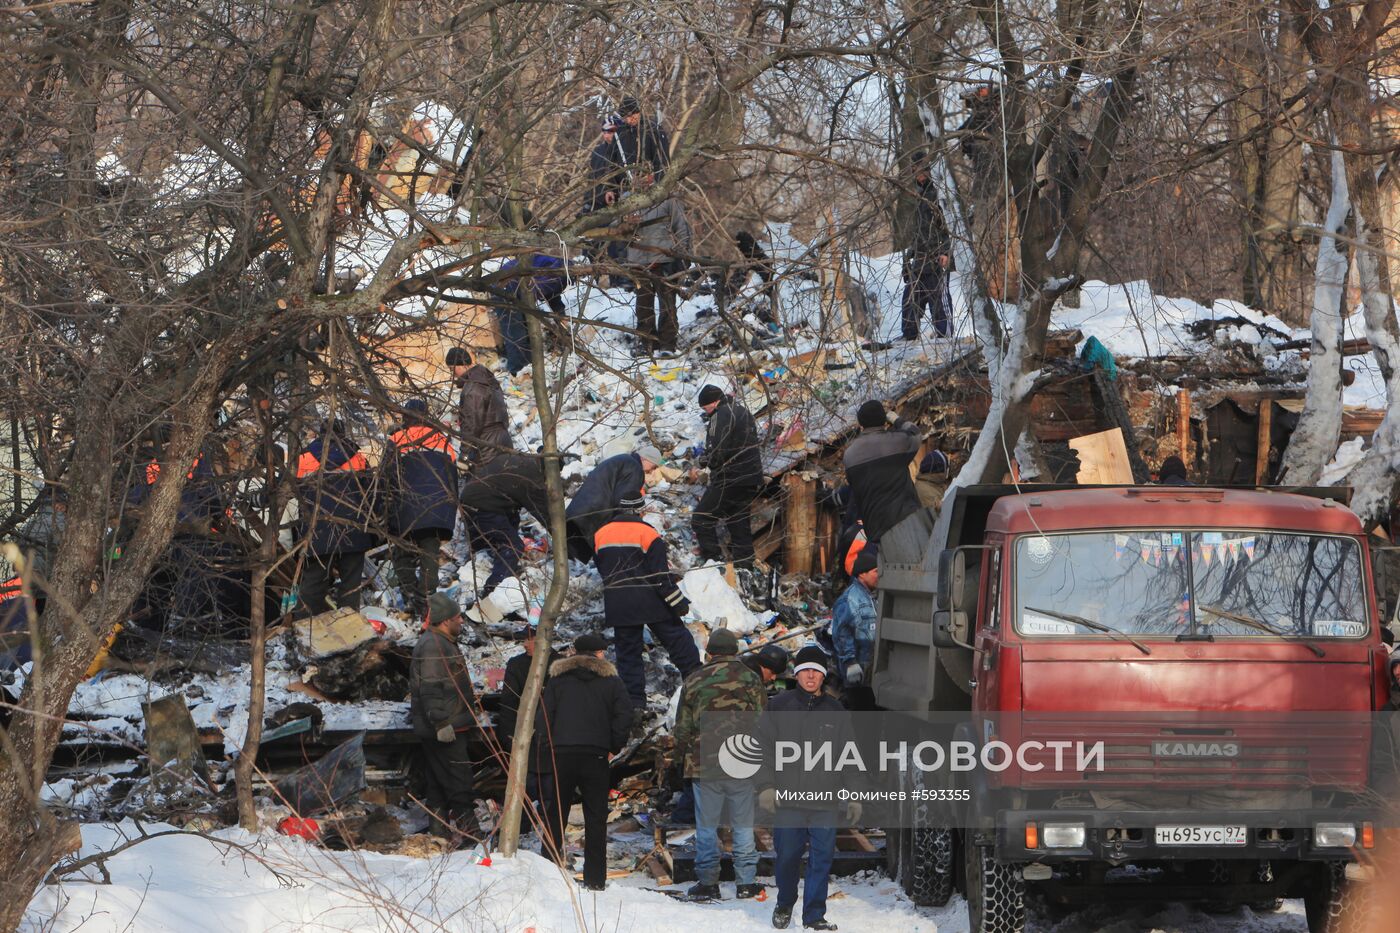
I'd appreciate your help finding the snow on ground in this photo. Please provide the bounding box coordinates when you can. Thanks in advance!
[23,822,1311,932]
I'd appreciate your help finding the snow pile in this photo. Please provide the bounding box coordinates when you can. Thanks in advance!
[25,823,940,933]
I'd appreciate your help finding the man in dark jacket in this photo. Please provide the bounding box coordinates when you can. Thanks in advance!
[587,117,629,213]
[592,509,702,706]
[537,633,634,890]
[842,400,922,546]
[614,95,670,179]
[564,446,661,562]
[383,399,458,618]
[447,347,513,468]
[760,645,859,931]
[295,420,378,617]
[459,449,551,600]
[497,623,556,811]
[410,592,479,843]
[624,170,692,356]
[691,385,763,576]
[497,255,568,376]
[902,151,954,340]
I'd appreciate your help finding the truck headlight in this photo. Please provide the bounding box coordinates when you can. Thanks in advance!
[1314,823,1357,848]
[1042,823,1086,848]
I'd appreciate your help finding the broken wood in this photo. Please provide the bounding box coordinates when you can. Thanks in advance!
[1068,427,1134,485]
[782,472,816,576]
[1255,400,1273,485]
[1176,388,1191,463]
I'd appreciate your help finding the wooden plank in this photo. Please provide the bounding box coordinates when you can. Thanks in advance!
[1067,427,1134,485]
[1254,400,1273,485]
[1176,388,1191,464]
[845,829,877,853]
[783,472,816,576]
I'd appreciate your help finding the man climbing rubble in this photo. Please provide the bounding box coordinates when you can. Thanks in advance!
[565,445,663,562]
[675,628,768,901]
[841,400,923,548]
[409,592,480,846]
[382,398,458,619]
[690,384,763,593]
[537,632,633,891]
[830,549,878,710]
[295,419,378,617]
[447,346,513,468]
[592,503,701,708]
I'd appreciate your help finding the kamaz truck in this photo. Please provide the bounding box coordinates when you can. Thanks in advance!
[872,485,1393,932]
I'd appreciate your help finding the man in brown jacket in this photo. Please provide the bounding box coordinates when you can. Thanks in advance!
[446,347,513,468]
[410,592,479,844]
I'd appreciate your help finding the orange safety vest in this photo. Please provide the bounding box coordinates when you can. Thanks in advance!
[389,425,457,458]
[1,576,20,601]
[296,449,369,478]
[145,456,201,484]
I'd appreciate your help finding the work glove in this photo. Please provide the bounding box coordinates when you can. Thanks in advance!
[845,801,863,825]
[845,663,864,687]
[436,723,456,744]
[759,788,777,812]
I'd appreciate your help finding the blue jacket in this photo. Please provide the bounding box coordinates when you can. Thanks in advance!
[593,515,689,625]
[382,424,458,536]
[565,453,646,561]
[831,578,876,672]
[296,434,378,556]
[501,255,567,303]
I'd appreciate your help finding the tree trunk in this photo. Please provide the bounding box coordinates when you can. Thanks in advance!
[1278,151,1350,485]
[496,296,570,857]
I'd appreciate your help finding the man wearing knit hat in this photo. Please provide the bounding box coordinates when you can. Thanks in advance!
[615,95,670,179]
[831,548,879,709]
[842,400,923,546]
[565,446,663,562]
[674,627,769,900]
[759,645,857,930]
[691,384,763,587]
[409,592,479,845]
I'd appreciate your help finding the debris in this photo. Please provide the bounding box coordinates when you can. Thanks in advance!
[272,732,368,816]
[141,694,208,787]
[1067,426,1134,485]
[284,607,378,658]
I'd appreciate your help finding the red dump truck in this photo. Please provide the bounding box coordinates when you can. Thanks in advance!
[873,485,1393,933]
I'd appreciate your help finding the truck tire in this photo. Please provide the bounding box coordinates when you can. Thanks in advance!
[964,842,1025,933]
[908,825,956,907]
[1305,864,1371,933]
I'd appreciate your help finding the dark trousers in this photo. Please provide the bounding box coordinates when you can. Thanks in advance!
[773,810,838,926]
[496,296,567,375]
[692,482,760,569]
[299,550,366,616]
[902,261,952,338]
[393,529,445,615]
[541,748,611,888]
[464,509,523,597]
[612,619,702,707]
[420,732,476,837]
[635,267,678,352]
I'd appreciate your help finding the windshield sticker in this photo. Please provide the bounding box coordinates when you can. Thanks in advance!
[1021,610,1077,635]
[1025,536,1055,566]
[1311,620,1365,638]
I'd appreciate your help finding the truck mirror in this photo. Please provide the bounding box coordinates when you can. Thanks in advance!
[938,548,966,611]
[933,609,969,648]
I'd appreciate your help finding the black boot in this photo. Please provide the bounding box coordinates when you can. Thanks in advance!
[805,922,838,931]
[772,904,793,929]
[686,882,721,900]
[736,883,764,899]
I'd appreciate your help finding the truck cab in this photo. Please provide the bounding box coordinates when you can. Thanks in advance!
[873,485,1392,933]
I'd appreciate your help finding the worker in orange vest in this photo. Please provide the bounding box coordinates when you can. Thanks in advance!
[382,399,459,618]
[295,420,378,616]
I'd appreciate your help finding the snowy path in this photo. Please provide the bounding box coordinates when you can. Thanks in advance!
[25,823,1310,932]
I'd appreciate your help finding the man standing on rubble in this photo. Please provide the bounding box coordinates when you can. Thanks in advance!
[691,385,763,590]
[625,169,692,357]
[592,503,702,707]
[759,645,859,931]
[537,632,633,891]
[496,620,556,813]
[842,400,923,548]
[674,628,768,901]
[410,592,480,845]
[295,419,378,617]
[447,346,513,467]
[383,399,458,619]
[564,445,663,562]
[831,549,878,709]
[901,151,954,340]
[614,95,670,179]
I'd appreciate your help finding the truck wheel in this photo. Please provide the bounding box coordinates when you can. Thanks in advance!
[1304,864,1372,933]
[964,842,1026,933]
[908,826,955,907]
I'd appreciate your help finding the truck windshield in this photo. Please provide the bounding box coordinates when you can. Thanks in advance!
[1014,531,1367,639]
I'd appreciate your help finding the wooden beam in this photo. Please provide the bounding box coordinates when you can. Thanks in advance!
[783,472,816,576]
[1176,388,1191,467]
[1254,400,1273,485]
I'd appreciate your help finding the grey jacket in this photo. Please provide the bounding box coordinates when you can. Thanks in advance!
[625,197,692,268]
[409,627,478,738]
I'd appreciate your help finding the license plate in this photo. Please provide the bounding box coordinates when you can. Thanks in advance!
[1155,825,1248,846]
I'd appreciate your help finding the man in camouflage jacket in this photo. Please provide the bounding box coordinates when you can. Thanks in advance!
[673,628,768,900]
